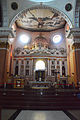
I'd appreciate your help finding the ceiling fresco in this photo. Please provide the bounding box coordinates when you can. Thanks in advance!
[16,8,66,31]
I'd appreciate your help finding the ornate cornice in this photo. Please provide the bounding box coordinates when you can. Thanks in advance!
[0,27,15,38]
[14,47,67,57]
[68,28,80,38]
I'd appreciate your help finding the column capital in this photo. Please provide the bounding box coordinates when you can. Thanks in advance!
[72,43,80,50]
[68,28,80,47]
[48,58,51,60]
[0,41,9,49]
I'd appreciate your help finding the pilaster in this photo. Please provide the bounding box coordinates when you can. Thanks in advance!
[13,59,16,75]
[18,60,21,75]
[0,27,14,86]
[60,60,62,76]
[68,28,80,84]
[24,60,26,76]
[30,59,33,76]
[49,59,51,76]
[65,60,67,76]
[48,58,50,76]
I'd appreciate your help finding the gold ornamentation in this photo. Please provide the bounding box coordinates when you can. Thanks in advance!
[72,43,80,50]
[0,41,9,49]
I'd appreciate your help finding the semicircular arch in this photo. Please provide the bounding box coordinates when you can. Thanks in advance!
[9,5,73,28]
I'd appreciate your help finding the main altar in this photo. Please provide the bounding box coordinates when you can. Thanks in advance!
[29,81,51,89]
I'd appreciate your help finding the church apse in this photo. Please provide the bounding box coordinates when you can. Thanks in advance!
[13,38,67,87]
[9,23,68,88]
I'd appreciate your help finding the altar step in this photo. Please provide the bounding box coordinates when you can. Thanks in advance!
[0,88,80,110]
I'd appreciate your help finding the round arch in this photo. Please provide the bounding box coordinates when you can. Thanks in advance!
[9,5,73,28]
[35,60,46,71]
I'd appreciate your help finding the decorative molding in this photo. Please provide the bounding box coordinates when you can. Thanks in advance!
[68,28,80,38]
[14,47,67,57]
[73,38,80,43]
[0,27,15,38]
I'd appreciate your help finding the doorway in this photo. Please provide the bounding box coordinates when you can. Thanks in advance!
[35,70,45,81]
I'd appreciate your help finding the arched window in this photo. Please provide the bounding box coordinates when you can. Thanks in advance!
[16,60,18,65]
[35,60,45,70]
[21,60,24,64]
[62,66,65,76]
[15,66,18,75]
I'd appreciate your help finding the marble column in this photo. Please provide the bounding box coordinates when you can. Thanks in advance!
[29,59,31,76]
[49,59,51,76]
[18,60,21,75]
[24,59,26,76]
[65,60,67,76]
[55,59,57,70]
[60,60,62,76]
[48,58,50,76]
[13,59,16,75]
[30,59,33,76]
[32,59,35,81]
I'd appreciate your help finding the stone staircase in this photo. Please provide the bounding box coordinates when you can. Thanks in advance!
[0,88,80,110]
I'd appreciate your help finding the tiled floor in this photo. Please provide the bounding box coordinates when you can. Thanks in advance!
[15,110,71,120]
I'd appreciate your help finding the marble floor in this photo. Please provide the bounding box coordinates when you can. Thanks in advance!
[15,110,71,120]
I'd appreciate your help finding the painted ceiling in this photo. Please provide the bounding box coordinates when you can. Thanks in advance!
[16,8,66,31]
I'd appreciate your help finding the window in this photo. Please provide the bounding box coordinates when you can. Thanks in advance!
[62,61,64,65]
[51,70,55,76]
[57,61,59,64]
[51,66,55,69]
[52,61,54,65]
[21,60,24,64]
[62,66,65,76]
[35,60,45,70]
[11,2,18,10]
[26,61,29,65]
[16,60,18,65]
[20,65,24,75]
[15,66,18,75]
[52,35,62,44]
[26,70,29,76]
[26,66,29,69]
